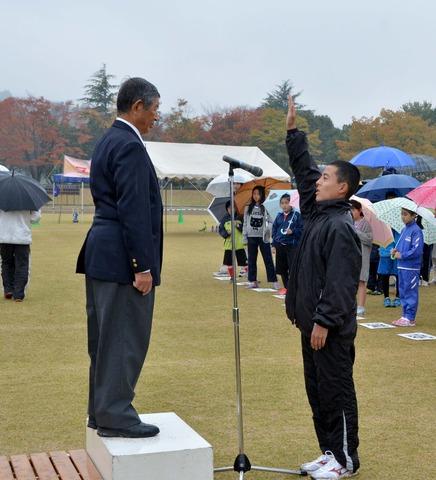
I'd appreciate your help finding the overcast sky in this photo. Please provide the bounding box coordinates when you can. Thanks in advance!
[1,0,435,127]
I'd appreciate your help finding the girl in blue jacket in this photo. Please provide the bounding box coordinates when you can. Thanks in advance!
[391,208,424,327]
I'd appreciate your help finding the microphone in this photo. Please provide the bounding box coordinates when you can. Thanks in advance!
[223,155,263,177]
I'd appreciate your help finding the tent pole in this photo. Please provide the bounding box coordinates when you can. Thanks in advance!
[170,181,173,210]
[165,180,168,233]
[81,181,84,215]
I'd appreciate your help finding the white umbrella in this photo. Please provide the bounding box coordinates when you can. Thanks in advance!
[206,171,253,198]
[0,164,9,172]
[373,198,436,244]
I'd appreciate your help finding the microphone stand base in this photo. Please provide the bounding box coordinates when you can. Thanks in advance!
[214,453,307,477]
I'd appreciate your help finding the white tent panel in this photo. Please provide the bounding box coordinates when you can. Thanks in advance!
[144,141,289,180]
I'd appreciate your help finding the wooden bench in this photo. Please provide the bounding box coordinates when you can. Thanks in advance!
[0,449,102,480]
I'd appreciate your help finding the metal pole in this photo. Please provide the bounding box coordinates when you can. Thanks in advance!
[229,169,245,455]
[170,181,173,210]
[164,181,168,233]
[214,164,306,478]
[81,181,84,215]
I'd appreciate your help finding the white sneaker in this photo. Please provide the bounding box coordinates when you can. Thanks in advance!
[420,280,429,287]
[311,454,357,479]
[300,452,332,473]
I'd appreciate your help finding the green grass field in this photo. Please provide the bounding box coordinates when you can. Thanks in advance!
[54,188,213,209]
[1,214,435,479]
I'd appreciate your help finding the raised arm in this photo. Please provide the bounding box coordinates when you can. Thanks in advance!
[285,95,321,220]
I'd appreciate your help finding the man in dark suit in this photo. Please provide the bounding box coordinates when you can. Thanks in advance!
[77,77,163,438]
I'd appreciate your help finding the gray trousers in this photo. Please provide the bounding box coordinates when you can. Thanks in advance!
[86,276,155,429]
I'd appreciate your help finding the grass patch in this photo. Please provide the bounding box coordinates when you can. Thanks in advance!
[0,213,435,479]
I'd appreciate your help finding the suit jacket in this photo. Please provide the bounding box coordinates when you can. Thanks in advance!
[76,120,163,286]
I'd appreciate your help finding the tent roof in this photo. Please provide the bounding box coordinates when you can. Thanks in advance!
[64,155,90,176]
[144,141,289,180]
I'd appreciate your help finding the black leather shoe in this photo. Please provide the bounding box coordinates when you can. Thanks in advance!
[87,420,97,429]
[97,422,160,438]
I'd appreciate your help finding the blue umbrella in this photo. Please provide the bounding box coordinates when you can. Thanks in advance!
[350,146,415,168]
[356,174,420,202]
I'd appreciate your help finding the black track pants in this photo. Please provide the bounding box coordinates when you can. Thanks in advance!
[0,243,30,300]
[301,333,360,473]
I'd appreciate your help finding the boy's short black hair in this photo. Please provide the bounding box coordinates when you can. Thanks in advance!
[280,193,291,202]
[117,77,160,114]
[329,161,361,199]
[225,200,231,210]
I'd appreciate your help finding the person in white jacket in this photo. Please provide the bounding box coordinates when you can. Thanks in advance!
[0,209,41,301]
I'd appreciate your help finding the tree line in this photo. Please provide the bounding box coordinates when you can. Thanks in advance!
[0,65,435,182]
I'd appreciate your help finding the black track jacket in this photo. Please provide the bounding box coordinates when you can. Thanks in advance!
[285,129,361,340]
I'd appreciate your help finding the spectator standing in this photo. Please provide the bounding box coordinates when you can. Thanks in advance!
[0,209,41,302]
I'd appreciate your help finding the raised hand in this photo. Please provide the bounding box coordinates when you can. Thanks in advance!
[286,95,297,130]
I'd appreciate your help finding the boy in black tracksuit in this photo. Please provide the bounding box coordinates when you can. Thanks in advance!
[285,97,362,478]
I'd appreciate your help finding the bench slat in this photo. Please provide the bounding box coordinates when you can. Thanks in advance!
[30,452,59,480]
[49,451,80,480]
[0,456,14,480]
[69,450,102,480]
[10,454,35,480]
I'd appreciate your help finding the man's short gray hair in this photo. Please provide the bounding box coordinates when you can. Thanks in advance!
[117,77,160,113]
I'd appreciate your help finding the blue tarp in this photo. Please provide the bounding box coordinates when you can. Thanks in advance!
[53,174,90,184]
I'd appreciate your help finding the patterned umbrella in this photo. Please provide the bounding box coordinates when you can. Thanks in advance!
[407,177,436,209]
[373,198,436,244]
[234,178,292,214]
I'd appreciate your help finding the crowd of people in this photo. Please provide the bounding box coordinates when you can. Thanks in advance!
[216,183,433,328]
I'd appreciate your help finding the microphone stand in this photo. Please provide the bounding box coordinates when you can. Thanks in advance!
[214,165,306,479]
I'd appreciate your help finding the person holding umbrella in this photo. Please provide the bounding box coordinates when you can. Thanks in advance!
[350,199,373,318]
[242,185,279,289]
[391,208,424,326]
[0,170,50,302]
[0,209,41,301]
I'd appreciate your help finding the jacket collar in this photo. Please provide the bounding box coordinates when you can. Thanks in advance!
[112,119,141,138]
[316,198,351,214]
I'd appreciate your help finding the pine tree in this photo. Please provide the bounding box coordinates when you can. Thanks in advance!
[262,80,303,111]
[81,64,117,115]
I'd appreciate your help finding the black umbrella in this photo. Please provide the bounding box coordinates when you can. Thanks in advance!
[397,154,436,175]
[207,196,230,224]
[0,171,51,211]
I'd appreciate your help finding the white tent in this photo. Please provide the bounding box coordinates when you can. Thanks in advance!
[144,141,289,180]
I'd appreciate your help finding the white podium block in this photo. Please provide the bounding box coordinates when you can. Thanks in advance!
[86,412,213,480]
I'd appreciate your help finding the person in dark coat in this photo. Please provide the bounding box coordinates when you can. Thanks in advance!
[271,193,303,293]
[285,96,362,479]
[76,77,163,438]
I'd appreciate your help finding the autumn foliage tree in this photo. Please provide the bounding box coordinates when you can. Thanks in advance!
[0,97,86,181]
[337,109,436,161]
